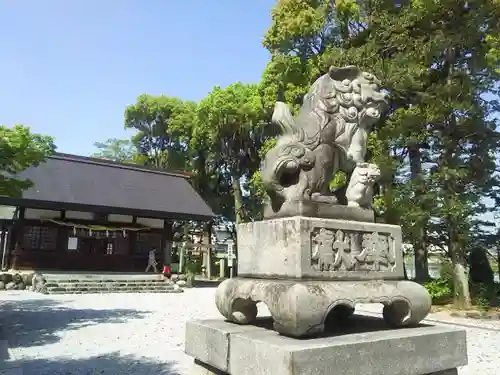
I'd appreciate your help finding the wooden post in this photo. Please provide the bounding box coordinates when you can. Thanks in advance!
[201,222,212,279]
[163,220,173,266]
[0,223,7,271]
[53,210,67,270]
[179,242,185,274]
[127,216,138,271]
[219,257,225,279]
[206,222,213,279]
[201,251,208,278]
[180,223,190,274]
[11,207,25,270]
[227,242,234,278]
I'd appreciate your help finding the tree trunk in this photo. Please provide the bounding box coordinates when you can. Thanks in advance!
[231,174,244,224]
[450,241,471,309]
[497,245,500,283]
[382,176,397,224]
[408,143,429,282]
[444,172,471,309]
[231,175,243,276]
[413,226,429,282]
[453,263,471,308]
[442,47,471,309]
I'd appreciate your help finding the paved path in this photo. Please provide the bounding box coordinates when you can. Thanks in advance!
[0,289,498,374]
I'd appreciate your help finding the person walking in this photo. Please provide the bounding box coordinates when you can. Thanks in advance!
[145,248,158,273]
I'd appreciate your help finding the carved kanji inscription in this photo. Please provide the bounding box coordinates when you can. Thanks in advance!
[310,228,396,272]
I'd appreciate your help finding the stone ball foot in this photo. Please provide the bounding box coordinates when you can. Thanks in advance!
[215,278,431,338]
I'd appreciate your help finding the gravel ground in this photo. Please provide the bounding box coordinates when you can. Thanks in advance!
[0,289,498,375]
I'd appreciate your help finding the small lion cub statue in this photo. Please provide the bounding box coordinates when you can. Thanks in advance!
[346,163,381,209]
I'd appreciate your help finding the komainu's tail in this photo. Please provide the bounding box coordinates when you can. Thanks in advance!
[272,102,298,135]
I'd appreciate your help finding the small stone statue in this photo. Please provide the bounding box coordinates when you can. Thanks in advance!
[261,65,389,216]
[345,162,380,209]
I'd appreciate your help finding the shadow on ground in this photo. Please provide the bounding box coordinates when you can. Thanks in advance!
[20,352,181,375]
[0,298,149,348]
[249,312,431,340]
[192,279,221,288]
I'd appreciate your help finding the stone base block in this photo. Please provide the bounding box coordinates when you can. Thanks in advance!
[237,216,404,280]
[263,200,375,222]
[185,318,467,375]
[215,278,431,338]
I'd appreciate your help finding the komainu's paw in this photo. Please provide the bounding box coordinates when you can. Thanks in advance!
[311,193,338,204]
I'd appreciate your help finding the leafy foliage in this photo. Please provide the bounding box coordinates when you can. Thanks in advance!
[0,124,55,197]
[424,278,453,305]
[91,138,145,164]
[259,0,500,307]
[124,94,196,170]
[195,83,271,223]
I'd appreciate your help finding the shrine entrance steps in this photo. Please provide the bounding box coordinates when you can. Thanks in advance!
[40,272,182,294]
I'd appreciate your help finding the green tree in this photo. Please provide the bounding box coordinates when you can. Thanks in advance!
[261,0,500,308]
[196,83,269,223]
[124,94,196,170]
[188,125,235,221]
[91,138,144,163]
[123,93,240,223]
[246,137,277,220]
[0,124,55,197]
[386,0,500,307]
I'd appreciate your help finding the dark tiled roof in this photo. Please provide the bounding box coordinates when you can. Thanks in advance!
[0,153,215,221]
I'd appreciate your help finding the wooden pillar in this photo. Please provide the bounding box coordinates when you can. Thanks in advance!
[4,223,14,270]
[219,257,225,279]
[201,222,208,278]
[127,232,136,271]
[163,220,173,266]
[204,222,213,279]
[11,207,25,270]
[0,221,7,271]
[56,210,67,249]
[54,210,67,270]
[179,245,185,274]
[127,216,138,271]
[179,222,189,274]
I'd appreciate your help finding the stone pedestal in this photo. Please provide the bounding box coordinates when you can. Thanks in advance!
[185,319,467,375]
[185,214,459,373]
[215,278,431,338]
[215,216,431,338]
[184,64,466,374]
[237,216,404,280]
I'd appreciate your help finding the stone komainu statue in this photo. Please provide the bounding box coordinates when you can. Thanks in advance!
[261,65,389,214]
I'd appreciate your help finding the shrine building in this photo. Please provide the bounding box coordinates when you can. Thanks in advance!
[0,153,215,272]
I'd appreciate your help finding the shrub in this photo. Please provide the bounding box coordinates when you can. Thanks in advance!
[439,260,454,282]
[468,248,494,285]
[185,259,202,275]
[470,282,500,310]
[424,278,453,305]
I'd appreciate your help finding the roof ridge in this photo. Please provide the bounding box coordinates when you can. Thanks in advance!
[50,153,192,179]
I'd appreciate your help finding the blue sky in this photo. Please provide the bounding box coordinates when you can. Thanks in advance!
[0,1,274,155]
